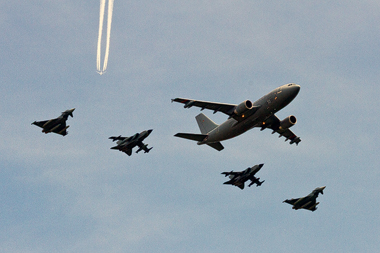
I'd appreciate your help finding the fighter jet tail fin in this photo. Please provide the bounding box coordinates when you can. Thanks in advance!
[196,113,219,134]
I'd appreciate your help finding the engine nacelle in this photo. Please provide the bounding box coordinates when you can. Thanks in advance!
[279,115,297,130]
[234,100,253,116]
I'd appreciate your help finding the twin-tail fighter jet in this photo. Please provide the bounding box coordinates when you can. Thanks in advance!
[32,108,75,136]
[222,164,265,189]
[283,186,326,211]
[172,83,301,151]
[109,129,153,156]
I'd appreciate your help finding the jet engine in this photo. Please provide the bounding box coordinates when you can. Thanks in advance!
[279,115,297,130]
[234,100,253,116]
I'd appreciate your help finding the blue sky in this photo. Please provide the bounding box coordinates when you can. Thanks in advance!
[1,1,380,252]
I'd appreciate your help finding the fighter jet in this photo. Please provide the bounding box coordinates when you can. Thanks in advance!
[283,186,326,212]
[109,129,153,156]
[222,164,265,190]
[32,108,75,136]
[172,83,301,151]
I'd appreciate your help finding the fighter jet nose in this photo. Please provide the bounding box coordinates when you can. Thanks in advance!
[259,163,264,168]
[148,129,153,134]
[69,108,75,117]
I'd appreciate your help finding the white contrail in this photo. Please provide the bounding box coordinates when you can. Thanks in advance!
[96,0,114,75]
[96,0,105,72]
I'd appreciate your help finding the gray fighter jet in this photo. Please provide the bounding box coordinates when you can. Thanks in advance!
[172,83,301,151]
[222,164,265,190]
[109,129,153,156]
[283,186,326,212]
[32,108,75,136]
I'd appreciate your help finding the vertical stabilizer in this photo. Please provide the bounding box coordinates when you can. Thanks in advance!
[196,113,219,134]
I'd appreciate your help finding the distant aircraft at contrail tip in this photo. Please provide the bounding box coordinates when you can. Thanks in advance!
[96,0,114,75]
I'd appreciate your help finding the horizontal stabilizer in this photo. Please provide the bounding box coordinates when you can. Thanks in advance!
[174,133,207,142]
[207,142,224,151]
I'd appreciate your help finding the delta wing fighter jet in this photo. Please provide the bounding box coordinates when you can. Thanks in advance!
[283,186,326,212]
[172,84,301,151]
[109,129,153,156]
[222,164,265,189]
[32,108,75,136]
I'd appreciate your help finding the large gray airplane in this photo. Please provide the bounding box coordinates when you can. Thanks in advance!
[172,83,301,151]
[283,186,326,212]
[109,129,153,156]
[32,108,75,136]
[222,163,265,190]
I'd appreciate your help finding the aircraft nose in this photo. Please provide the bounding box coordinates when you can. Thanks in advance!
[289,84,300,94]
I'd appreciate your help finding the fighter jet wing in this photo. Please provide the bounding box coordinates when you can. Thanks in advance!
[283,198,300,205]
[111,145,133,156]
[32,119,68,136]
[136,142,152,153]
[109,136,127,142]
[172,98,237,116]
[221,171,241,177]
[260,115,301,145]
[32,120,49,128]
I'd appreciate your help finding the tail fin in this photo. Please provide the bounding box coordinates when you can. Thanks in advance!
[196,113,218,134]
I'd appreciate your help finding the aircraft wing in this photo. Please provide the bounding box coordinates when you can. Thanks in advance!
[111,145,133,156]
[32,119,68,136]
[172,98,237,116]
[283,198,300,205]
[221,171,241,177]
[32,120,49,128]
[109,136,127,142]
[136,142,152,153]
[301,200,318,211]
[261,115,301,145]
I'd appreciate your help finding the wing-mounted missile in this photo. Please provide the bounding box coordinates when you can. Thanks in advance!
[248,178,265,187]
[136,143,153,154]
[42,119,54,128]
[299,201,313,210]
[309,202,320,211]
[58,125,70,135]
[44,124,62,133]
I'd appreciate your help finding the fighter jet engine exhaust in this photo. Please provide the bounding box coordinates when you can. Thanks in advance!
[96,0,114,75]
